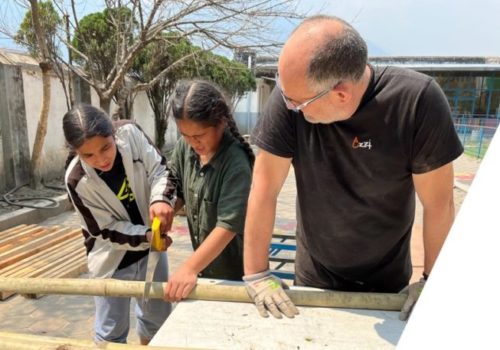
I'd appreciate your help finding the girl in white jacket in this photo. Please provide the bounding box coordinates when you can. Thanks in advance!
[64,104,175,344]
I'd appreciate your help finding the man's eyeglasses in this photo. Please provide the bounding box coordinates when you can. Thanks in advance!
[275,73,339,112]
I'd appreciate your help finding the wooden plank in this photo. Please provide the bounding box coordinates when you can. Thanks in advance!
[1,239,83,277]
[22,254,88,299]
[0,224,29,237]
[42,252,87,279]
[0,225,48,247]
[0,226,62,253]
[0,225,57,247]
[0,225,85,300]
[0,236,82,275]
[0,236,85,300]
[0,227,80,269]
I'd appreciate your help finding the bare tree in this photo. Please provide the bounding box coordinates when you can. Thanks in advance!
[13,1,74,111]
[26,0,52,189]
[0,0,300,179]
[59,0,300,114]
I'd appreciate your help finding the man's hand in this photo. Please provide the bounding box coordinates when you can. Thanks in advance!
[149,201,174,233]
[243,270,299,319]
[399,277,426,321]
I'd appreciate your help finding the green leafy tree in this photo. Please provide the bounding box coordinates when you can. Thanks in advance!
[15,1,60,57]
[198,51,256,107]
[72,7,136,115]
[134,34,255,149]
[62,0,298,118]
[5,0,296,187]
[15,1,74,110]
[133,34,200,148]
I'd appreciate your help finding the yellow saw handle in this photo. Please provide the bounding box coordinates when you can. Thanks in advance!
[151,217,162,251]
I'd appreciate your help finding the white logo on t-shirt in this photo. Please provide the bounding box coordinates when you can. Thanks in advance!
[352,137,372,150]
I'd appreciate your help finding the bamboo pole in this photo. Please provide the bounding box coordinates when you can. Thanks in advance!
[0,277,405,311]
[0,331,200,350]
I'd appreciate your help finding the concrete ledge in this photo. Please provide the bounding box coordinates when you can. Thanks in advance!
[454,180,470,193]
[0,194,73,232]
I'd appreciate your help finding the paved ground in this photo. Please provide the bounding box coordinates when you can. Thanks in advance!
[0,154,481,345]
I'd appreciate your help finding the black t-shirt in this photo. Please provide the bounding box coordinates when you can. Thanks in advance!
[98,151,148,269]
[251,65,463,291]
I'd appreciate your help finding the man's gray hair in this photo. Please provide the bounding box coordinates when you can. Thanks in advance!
[300,15,368,91]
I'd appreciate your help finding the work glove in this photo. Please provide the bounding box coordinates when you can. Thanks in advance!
[399,277,426,321]
[243,270,299,319]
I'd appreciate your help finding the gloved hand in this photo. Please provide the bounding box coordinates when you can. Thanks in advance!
[243,270,299,319]
[399,277,426,321]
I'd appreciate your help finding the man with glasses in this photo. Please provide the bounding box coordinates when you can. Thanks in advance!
[242,15,463,321]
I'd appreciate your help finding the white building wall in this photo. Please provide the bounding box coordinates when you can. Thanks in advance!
[233,78,273,136]
[132,92,156,140]
[21,69,70,179]
[19,66,178,180]
[164,119,179,152]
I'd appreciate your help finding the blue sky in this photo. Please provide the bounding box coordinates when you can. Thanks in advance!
[2,0,500,57]
[292,0,500,56]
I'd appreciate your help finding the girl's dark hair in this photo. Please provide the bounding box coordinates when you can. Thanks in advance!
[170,80,255,167]
[62,103,114,168]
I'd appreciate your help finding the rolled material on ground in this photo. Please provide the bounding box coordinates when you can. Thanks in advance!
[0,331,198,349]
[0,277,406,311]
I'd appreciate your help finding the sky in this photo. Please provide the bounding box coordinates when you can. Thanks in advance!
[293,0,500,56]
[1,0,500,57]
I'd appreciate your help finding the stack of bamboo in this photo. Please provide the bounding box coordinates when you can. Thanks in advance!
[0,224,86,299]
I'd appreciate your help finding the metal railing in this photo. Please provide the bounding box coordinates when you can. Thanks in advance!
[453,117,499,158]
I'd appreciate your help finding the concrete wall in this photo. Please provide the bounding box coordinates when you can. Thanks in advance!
[132,91,156,140]
[0,61,178,191]
[234,78,273,136]
[22,68,71,180]
[0,64,30,191]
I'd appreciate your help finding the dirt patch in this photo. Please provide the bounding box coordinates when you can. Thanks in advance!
[0,179,67,216]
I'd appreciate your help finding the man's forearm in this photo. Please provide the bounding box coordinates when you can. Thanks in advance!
[243,191,278,275]
[423,199,455,274]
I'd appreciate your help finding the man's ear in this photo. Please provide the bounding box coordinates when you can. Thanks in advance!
[333,83,352,104]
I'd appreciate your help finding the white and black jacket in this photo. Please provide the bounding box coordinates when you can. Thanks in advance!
[65,121,176,278]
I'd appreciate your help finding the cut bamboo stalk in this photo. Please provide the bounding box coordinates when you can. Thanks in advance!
[0,331,199,350]
[0,277,406,311]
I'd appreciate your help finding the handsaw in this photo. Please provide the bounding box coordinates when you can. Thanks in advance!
[143,217,164,305]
